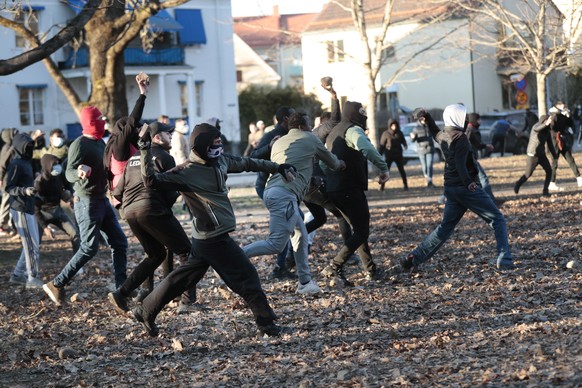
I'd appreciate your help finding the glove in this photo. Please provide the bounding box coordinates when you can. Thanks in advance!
[278,163,297,183]
[25,187,36,196]
[412,107,428,120]
[137,123,151,150]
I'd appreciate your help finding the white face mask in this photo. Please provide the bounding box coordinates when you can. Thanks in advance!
[50,164,63,176]
[52,137,65,148]
[207,144,223,159]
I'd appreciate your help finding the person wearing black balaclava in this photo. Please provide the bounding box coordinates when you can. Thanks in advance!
[319,101,389,286]
[5,133,43,288]
[130,123,296,338]
[402,104,515,272]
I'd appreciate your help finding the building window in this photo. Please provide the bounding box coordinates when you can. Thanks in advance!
[14,9,40,48]
[195,81,204,117]
[327,40,345,63]
[18,86,45,126]
[381,46,396,63]
[178,81,188,118]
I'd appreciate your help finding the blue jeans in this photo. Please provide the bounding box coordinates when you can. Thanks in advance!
[53,197,128,288]
[411,185,512,266]
[476,162,495,200]
[244,187,312,284]
[418,152,434,182]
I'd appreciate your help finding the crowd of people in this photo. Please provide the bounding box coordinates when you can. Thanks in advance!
[1,74,580,338]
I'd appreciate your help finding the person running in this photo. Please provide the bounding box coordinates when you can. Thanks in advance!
[43,106,128,306]
[131,123,296,337]
[108,121,195,314]
[547,101,582,190]
[402,105,515,271]
[514,115,557,197]
[320,101,389,285]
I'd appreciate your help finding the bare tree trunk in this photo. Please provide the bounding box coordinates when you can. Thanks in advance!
[367,87,379,148]
[536,73,548,116]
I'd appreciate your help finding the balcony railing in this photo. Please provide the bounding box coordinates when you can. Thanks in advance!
[60,46,185,69]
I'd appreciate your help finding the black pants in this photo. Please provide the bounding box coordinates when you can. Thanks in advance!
[122,211,192,300]
[303,186,352,242]
[491,133,506,156]
[550,148,580,182]
[383,153,407,188]
[141,233,277,327]
[522,154,552,193]
[327,189,375,271]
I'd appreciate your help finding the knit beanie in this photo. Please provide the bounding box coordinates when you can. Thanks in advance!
[81,106,106,140]
[189,123,221,161]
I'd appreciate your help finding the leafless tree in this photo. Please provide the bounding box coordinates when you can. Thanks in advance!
[0,0,188,121]
[449,0,582,115]
[337,0,456,146]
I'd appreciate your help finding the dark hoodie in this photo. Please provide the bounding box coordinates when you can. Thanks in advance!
[324,101,369,192]
[5,133,35,214]
[34,154,70,207]
[0,127,18,187]
[103,94,146,185]
[379,119,407,157]
[465,113,487,159]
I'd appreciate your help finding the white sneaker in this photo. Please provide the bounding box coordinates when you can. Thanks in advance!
[296,279,320,294]
[26,277,44,289]
[548,182,563,191]
[577,176,582,187]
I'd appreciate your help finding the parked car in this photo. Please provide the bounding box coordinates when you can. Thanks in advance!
[401,121,444,164]
[478,111,532,156]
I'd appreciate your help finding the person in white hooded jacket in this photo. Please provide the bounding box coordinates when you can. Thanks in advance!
[170,119,190,165]
[402,104,515,271]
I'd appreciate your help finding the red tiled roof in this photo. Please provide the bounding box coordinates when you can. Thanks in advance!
[234,13,318,47]
[305,0,449,32]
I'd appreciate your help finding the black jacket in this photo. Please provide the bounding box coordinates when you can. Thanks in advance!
[324,101,369,192]
[113,144,178,216]
[379,128,407,157]
[34,154,71,228]
[528,121,556,158]
[5,134,35,214]
[103,94,146,181]
[426,117,478,188]
[411,122,434,155]
[0,128,18,188]
[465,123,487,160]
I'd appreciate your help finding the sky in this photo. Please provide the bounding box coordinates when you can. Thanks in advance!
[231,0,328,17]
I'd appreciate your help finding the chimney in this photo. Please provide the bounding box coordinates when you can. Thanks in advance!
[273,5,279,19]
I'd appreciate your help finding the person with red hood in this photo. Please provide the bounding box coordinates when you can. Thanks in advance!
[43,106,128,307]
[320,101,389,286]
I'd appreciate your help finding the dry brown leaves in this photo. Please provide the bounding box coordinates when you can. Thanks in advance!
[0,154,581,387]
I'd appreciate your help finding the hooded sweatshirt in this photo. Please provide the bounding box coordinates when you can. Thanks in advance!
[0,127,18,186]
[103,94,146,193]
[141,124,281,239]
[34,153,69,207]
[323,101,387,192]
[5,133,35,214]
[429,104,478,188]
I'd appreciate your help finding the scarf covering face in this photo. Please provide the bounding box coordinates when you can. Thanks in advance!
[81,106,106,140]
[189,123,221,162]
[443,104,467,129]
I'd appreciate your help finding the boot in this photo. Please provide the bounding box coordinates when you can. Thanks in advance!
[514,175,527,194]
[321,264,354,287]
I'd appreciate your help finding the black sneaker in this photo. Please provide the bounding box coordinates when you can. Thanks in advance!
[321,264,354,287]
[132,306,159,337]
[271,266,297,280]
[401,253,417,271]
[257,323,292,337]
[364,267,385,281]
[108,291,129,313]
[497,259,516,270]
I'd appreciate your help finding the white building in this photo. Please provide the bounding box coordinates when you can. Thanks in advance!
[0,0,241,142]
[301,0,506,123]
